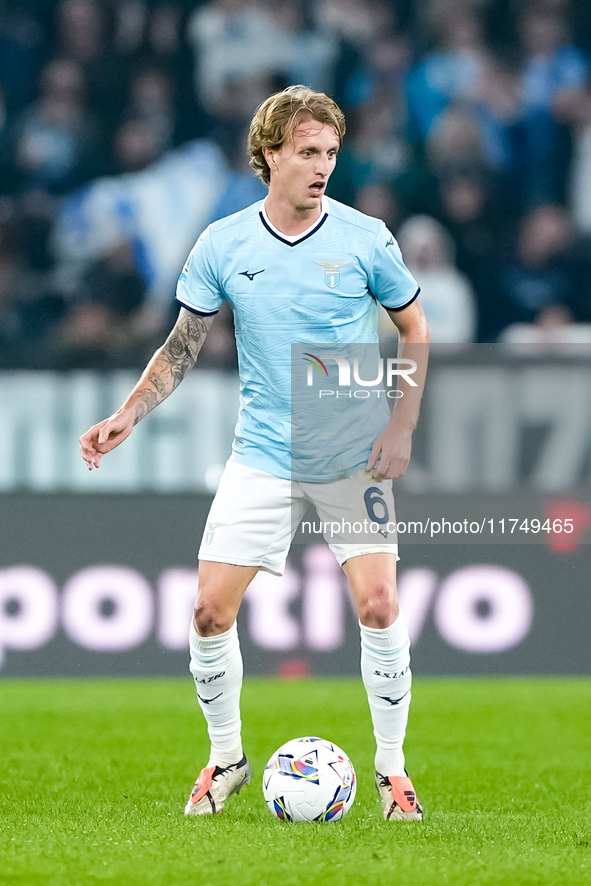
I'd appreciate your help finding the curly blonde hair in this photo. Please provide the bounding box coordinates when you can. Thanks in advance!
[248,85,346,186]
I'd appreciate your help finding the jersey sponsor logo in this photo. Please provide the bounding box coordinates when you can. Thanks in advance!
[385,233,395,247]
[239,269,265,281]
[314,260,350,288]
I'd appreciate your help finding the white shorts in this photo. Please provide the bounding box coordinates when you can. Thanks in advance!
[198,458,398,575]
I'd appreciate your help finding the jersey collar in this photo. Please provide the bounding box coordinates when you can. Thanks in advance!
[259,197,329,247]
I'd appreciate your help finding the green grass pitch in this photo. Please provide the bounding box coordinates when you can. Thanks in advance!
[1,678,590,886]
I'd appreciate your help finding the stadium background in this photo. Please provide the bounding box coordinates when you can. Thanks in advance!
[1,0,591,679]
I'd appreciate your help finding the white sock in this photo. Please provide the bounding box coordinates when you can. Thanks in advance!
[359,616,412,777]
[189,622,243,767]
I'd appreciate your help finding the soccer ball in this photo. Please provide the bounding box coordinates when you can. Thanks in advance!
[262,736,356,822]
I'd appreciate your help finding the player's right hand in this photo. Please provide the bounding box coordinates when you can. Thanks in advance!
[79,410,135,470]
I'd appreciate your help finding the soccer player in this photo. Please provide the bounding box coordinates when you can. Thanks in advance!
[80,86,430,821]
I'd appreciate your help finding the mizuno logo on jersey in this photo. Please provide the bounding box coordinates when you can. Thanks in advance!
[314,260,350,288]
[239,269,265,281]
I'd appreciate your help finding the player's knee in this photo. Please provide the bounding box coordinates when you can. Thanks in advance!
[193,600,233,636]
[357,582,399,629]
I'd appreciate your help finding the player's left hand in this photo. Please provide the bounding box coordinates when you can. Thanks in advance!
[366,424,413,480]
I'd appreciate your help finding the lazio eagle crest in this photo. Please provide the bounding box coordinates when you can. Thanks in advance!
[314,260,350,288]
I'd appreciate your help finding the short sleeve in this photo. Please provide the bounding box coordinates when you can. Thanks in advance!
[368,223,420,311]
[175,226,224,315]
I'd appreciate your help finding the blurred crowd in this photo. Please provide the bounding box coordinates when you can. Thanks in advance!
[1,0,591,370]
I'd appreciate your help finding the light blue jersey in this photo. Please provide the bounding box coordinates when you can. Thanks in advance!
[176,197,419,481]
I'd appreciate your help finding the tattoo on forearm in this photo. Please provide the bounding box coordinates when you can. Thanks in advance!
[132,392,159,425]
[132,311,213,425]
